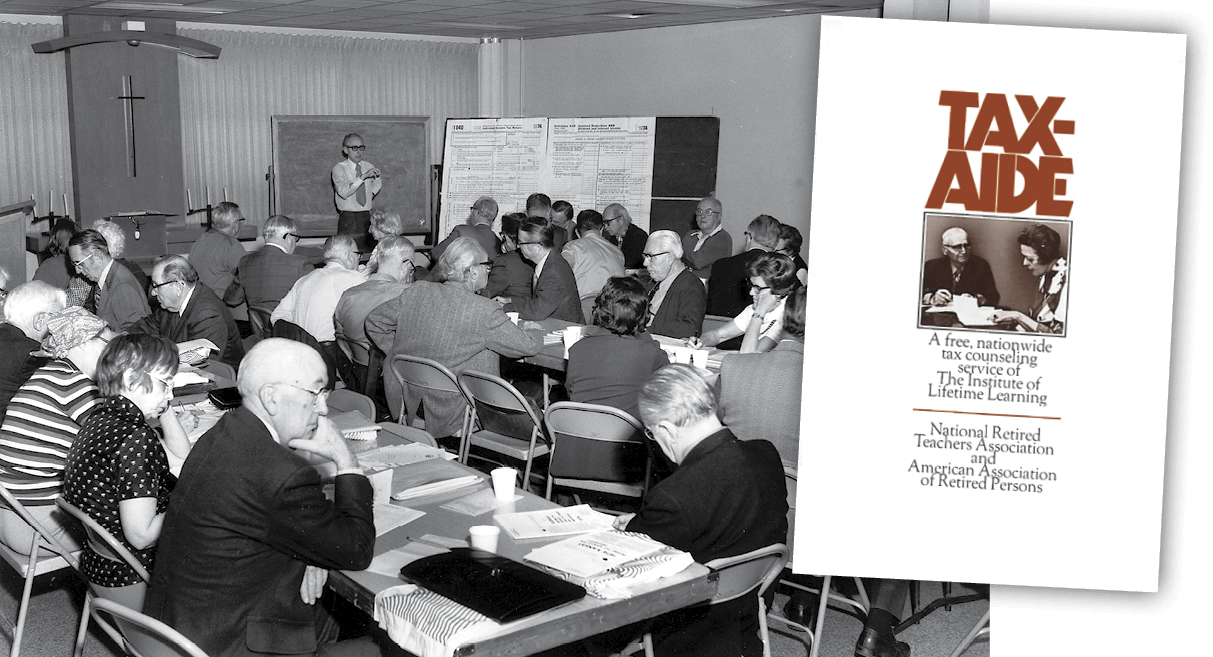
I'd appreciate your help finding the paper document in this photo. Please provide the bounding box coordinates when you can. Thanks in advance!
[392,476,480,501]
[494,504,615,540]
[525,531,666,579]
[373,504,424,537]
[358,444,456,471]
[924,295,997,326]
[328,411,381,441]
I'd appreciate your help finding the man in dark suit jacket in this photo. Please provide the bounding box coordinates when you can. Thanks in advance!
[0,282,64,425]
[645,231,708,339]
[432,196,502,264]
[603,204,649,270]
[501,218,583,323]
[68,229,150,331]
[224,215,314,312]
[144,339,376,657]
[613,364,787,657]
[481,212,534,299]
[132,255,244,369]
[706,214,781,318]
[921,227,1000,307]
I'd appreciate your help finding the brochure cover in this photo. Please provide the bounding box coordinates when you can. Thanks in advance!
[798,16,1185,591]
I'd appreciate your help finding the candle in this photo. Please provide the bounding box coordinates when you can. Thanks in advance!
[62,194,67,216]
[49,190,53,213]
[224,187,228,202]
[187,188,193,210]
[206,185,211,207]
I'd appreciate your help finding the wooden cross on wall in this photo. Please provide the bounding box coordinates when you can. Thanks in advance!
[117,75,145,177]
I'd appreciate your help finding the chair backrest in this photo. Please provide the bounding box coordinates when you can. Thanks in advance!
[784,466,797,558]
[0,485,78,570]
[458,370,547,444]
[336,333,372,367]
[247,305,274,339]
[55,498,150,584]
[390,354,470,425]
[198,360,236,382]
[91,598,210,657]
[327,388,376,421]
[703,543,788,606]
[544,402,649,483]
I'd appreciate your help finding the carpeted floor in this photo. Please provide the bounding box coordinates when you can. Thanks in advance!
[0,563,988,657]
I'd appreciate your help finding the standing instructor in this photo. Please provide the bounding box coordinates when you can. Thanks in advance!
[332,133,382,251]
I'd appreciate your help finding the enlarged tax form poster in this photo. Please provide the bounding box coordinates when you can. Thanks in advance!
[542,117,656,228]
[799,17,1184,591]
[439,118,547,239]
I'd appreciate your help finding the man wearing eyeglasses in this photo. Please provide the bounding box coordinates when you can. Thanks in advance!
[602,203,649,270]
[498,217,584,323]
[681,197,733,281]
[332,133,382,250]
[224,214,315,314]
[146,338,377,656]
[131,254,245,369]
[921,227,1000,307]
[66,229,150,331]
[430,195,502,266]
[645,230,707,339]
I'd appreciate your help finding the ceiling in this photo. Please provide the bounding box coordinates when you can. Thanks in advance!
[0,0,883,40]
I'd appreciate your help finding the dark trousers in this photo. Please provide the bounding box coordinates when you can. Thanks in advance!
[337,210,373,252]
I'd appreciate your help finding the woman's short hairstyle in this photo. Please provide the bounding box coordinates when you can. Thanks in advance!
[1017,224,1062,264]
[777,224,804,258]
[782,287,806,340]
[638,364,717,429]
[91,220,127,258]
[96,333,179,397]
[48,219,80,257]
[746,252,799,297]
[3,281,67,332]
[371,209,403,237]
[435,237,488,284]
[500,212,527,243]
[592,276,650,336]
[68,229,110,257]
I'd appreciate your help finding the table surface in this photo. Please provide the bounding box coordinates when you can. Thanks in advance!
[328,432,716,657]
[520,318,725,375]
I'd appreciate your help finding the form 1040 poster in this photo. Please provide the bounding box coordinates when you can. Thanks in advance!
[798,16,1185,591]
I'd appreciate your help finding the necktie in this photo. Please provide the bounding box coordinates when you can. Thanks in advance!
[355,162,366,206]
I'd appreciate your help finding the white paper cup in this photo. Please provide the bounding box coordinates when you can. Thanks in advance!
[562,326,584,358]
[506,312,520,325]
[469,525,500,553]
[491,467,518,501]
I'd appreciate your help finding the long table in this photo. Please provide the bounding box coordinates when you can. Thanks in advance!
[327,432,716,657]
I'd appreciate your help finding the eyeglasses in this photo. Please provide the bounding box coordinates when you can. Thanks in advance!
[604,216,623,223]
[283,233,301,241]
[695,208,720,216]
[749,282,771,293]
[70,251,97,269]
[345,145,366,151]
[277,382,330,405]
[477,260,494,268]
[944,243,972,251]
[642,251,670,260]
[517,241,541,246]
[149,372,175,391]
[150,279,178,291]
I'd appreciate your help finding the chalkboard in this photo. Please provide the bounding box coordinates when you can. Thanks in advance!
[272,116,430,234]
[651,116,720,236]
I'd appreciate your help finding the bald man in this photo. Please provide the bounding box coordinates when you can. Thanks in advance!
[145,339,376,656]
[681,197,733,280]
[602,204,649,270]
[921,227,1000,307]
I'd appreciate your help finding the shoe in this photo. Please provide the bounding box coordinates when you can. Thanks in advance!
[854,627,910,657]
[781,593,819,630]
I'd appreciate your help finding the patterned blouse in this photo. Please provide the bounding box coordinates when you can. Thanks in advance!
[63,396,175,588]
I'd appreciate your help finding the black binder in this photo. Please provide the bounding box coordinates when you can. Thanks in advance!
[399,548,586,623]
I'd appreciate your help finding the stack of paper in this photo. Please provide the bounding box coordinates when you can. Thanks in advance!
[494,504,615,540]
[392,475,480,501]
[525,530,667,579]
[329,411,382,441]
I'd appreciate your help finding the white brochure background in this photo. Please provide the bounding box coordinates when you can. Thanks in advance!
[798,17,1184,591]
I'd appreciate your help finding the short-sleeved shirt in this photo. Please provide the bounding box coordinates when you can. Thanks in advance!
[63,396,174,587]
[731,298,787,344]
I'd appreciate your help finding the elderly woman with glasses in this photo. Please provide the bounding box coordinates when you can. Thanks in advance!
[63,332,191,608]
[0,306,115,555]
[689,252,800,354]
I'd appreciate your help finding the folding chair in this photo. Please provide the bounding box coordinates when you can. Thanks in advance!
[327,388,376,422]
[543,402,651,504]
[198,360,235,382]
[247,305,274,339]
[335,334,385,402]
[0,486,81,657]
[90,598,210,657]
[768,466,869,657]
[628,543,788,657]
[390,354,472,437]
[457,371,551,492]
[949,608,990,657]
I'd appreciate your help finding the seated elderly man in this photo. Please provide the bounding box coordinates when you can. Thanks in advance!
[91,220,151,292]
[610,364,787,657]
[272,234,367,346]
[561,209,625,322]
[67,229,150,331]
[131,255,244,369]
[335,236,415,400]
[602,204,648,270]
[498,217,584,323]
[224,214,314,313]
[0,282,66,424]
[366,237,541,432]
[144,339,377,656]
[681,197,733,281]
[921,226,1000,307]
[431,196,501,265]
[189,202,247,316]
[482,213,534,300]
[644,230,707,339]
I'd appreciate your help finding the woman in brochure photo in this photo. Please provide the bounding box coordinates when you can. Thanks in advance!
[990,224,1068,334]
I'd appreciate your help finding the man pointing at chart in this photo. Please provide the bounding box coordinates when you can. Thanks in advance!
[333,133,382,250]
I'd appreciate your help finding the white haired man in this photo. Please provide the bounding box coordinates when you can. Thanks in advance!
[0,282,67,423]
[644,230,706,339]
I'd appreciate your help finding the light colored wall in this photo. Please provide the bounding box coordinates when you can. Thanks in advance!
[517,11,877,254]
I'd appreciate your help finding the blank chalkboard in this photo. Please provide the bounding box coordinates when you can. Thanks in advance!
[650,116,720,236]
[272,116,430,234]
